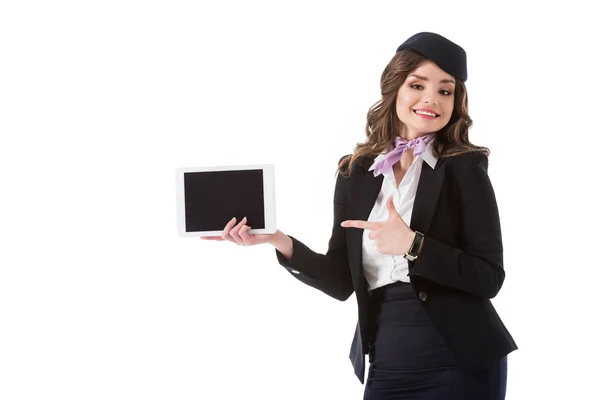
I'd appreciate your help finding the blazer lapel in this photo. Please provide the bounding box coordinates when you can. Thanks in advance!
[410,159,446,234]
[346,158,383,289]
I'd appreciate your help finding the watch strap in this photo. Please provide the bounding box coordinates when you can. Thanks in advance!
[404,231,424,261]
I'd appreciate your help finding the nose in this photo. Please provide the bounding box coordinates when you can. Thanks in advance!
[422,94,437,104]
[422,88,439,104]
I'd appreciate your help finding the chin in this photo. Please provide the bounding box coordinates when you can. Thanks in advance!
[415,123,441,132]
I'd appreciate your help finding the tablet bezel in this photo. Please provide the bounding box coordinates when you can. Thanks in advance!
[176,164,276,237]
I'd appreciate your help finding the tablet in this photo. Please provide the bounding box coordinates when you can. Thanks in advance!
[176,164,276,237]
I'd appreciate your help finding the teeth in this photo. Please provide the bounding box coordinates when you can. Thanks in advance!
[415,110,437,117]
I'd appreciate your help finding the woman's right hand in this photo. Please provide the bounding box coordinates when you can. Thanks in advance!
[200,217,275,247]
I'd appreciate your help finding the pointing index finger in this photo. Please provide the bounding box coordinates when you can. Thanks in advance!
[341,220,377,230]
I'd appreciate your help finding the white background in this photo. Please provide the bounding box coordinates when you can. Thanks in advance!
[1,1,599,399]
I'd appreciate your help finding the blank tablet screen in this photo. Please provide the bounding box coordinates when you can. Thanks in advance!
[183,169,265,232]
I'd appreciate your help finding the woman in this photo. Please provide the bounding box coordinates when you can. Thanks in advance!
[202,32,517,399]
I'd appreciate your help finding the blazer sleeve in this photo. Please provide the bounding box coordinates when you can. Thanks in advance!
[408,152,505,299]
[274,156,354,301]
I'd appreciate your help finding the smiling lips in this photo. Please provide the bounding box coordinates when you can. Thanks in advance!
[413,109,439,120]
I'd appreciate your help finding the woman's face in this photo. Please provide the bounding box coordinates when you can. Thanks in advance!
[395,60,456,139]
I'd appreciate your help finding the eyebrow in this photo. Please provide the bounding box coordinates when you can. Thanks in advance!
[408,74,455,85]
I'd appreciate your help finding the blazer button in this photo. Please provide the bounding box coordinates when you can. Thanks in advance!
[418,292,428,301]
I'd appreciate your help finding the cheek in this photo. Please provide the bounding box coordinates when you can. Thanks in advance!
[442,100,454,119]
[441,114,452,125]
[396,92,417,111]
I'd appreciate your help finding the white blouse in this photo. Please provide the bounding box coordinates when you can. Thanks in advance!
[362,140,438,292]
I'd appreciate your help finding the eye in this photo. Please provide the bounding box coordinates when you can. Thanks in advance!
[411,84,452,96]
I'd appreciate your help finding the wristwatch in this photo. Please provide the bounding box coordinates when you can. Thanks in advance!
[403,231,424,261]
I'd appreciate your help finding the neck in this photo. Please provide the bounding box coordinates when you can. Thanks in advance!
[398,126,433,141]
[402,133,432,141]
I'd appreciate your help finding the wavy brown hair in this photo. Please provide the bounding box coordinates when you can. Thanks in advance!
[337,49,488,177]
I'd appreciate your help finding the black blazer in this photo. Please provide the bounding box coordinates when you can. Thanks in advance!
[275,151,518,383]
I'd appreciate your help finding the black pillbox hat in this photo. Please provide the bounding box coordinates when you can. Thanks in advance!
[396,32,468,82]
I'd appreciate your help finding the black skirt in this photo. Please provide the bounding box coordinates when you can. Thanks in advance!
[364,281,507,400]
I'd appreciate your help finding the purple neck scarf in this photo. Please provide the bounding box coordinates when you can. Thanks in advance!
[372,133,435,177]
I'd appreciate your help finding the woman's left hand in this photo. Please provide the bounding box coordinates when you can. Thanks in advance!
[341,196,415,255]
